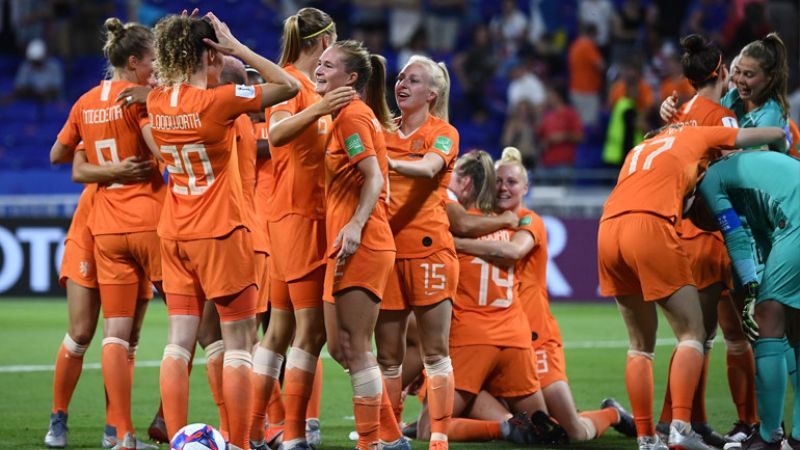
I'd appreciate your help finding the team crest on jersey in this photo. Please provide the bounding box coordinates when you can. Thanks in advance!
[345,133,365,158]
[235,84,256,99]
[433,136,453,154]
[79,261,90,277]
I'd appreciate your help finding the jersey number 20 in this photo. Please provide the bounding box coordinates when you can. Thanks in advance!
[161,144,215,195]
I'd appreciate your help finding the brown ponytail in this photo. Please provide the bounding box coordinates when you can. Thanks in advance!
[333,40,395,131]
[741,32,789,116]
[103,17,153,76]
[455,150,496,214]
[278,7,335,67]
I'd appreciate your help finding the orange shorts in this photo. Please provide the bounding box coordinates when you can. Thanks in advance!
[381,249,459,311]
[267,215,327,282]
[161,227,256,301]
[167,286,257,323]
[323,247,395,302]
[681,233,732,291]
[94,231,162,285]
[450,344,540,398]
[533,339,568,388]
[59,239,97,289]
[255,252,269,314]
[598,213,695,301]
[270,264,325,311]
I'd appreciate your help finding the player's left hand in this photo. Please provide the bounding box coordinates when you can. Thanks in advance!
[333,221,363,260]
[116,86,151,106]
[742,281,759,343]
[203,13,243,56]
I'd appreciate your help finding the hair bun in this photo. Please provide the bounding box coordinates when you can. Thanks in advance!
[104,17,125,37]
[680,34,707,54]
[501,146,523,163]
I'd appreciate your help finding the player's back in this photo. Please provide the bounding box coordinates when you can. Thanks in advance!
[673,94,738,129]
[602,125,739,224]
[703,151,800,239]
[148,82,263,240]
[386,114,458,258]
[451,212,531,349]
[60,80,165,234]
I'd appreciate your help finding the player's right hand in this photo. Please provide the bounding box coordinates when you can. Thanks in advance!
[742,281,759,343]
[116,156,154,183]
[203,13,243,56]
[316,87,355,115]
[500,210,519,229]
[659,90,678,123]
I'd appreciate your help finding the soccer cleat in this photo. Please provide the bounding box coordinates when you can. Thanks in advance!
[723,430,781,449]
[530,410,569,445]
[111,432,136,450]
[656,422,670,444]
[251,440,269,450]
[306,418,321,448]
[381,437,412,450]
[428,439,448,450]
[147,414,169,444]
[278,440,311,450]
[102,425,117,448]
[784,436,800,450]
[44,411,68,448]
[401,421,417,439]
[266,424,285,449]
[500,412,538,444]
[727,422,757,443]
[693,422,734,448]
[638,435,670,450]
[601,397,637,437]
[668,421,712,450]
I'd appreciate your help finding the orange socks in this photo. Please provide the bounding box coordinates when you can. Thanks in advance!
[102,338,133,439]
[379,378,403,443]
[223,350,254,449]
[447,419,502,441]
[204,340,229,437]
[382,365,403,424]
[351,366,382,450]
[691,349,711,423]
[306,358,322,420]
[425,357,455,448]
[268,381,286,426]
[160,344,192,440]
[626,351,655,437]
[250,346,284,443]
[579,408,619,438]
[52,334,88,414]
[669,341,704,423]
[283,348,318,444]
[727,339,758,424]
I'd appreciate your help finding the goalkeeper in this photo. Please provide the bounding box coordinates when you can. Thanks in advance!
[695,150,800,449]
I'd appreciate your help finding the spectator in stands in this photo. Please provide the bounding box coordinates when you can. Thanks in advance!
[608,57,654,119]
[686,0,728,43]
[611,0,646,63]
[537,86,583,169]
[489,0,528,58]
[578,0,614,52]
[396,26,428,72]
[452,24,496,122]
[604,59,650,166]
[659,50,694,102]
[388,0,423,49]
[501,100,538,168]
[507,58,545,114]
[727,2,771,55]
[13,38,63,101]
[567,23,604,127]
[424,0,465,53]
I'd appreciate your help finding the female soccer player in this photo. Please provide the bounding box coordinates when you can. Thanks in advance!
[696,150,800,450]
[50,17,167,449]
[452,147,635,443]
[249,9,350,450]
[376,55,458,450]
[654,34,752,448]
[314,40,397,450]
[597,123,786,450]
[147,12,298,450]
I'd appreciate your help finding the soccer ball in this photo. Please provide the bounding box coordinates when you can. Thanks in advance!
[170,423,226,450]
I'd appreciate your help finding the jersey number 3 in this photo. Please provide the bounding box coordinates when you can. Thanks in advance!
[161,144,215,195]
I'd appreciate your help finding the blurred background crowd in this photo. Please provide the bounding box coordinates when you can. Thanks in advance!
[0,0,798,194]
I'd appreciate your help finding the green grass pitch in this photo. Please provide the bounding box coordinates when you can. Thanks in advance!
[0,299,748,449]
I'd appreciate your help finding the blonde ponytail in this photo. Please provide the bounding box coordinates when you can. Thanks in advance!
[455,150,496,214]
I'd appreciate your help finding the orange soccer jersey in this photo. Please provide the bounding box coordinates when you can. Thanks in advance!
[253,121,273,253]
[64,184,97,250]
[601,125,740,225]
[515,208,562,344]
[57,80,165,235]
[265,64,330,222]
[324,98,394,255]
[386,114,459,258]
[789,119,800,158]
[234,114,268,254]
[450,214,531,349]
[147,82,263,240]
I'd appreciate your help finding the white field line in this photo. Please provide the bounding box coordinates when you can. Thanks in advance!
[0,338,686,374]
